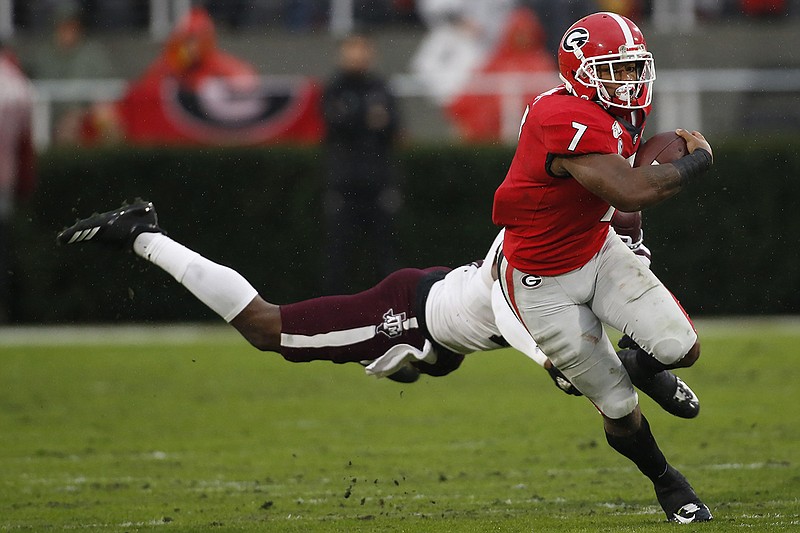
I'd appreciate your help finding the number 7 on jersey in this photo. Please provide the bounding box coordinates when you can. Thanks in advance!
[568,121,587,151]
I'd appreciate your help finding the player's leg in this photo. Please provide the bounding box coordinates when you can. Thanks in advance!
[136,229,436,372]
[587,239,711,522]
[592,233,701,417]
[279,267,436,364]
[595,232,699,367]
[496,254,638,417]
[602,406,711,522]
[498,256,711,523]
[136,231,435,381]
[56,200,278,343]
[228,297,282,351]
[55,201,432,379]
[132,231,259,322]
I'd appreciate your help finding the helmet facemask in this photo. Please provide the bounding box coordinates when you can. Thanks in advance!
[575,48,655,109]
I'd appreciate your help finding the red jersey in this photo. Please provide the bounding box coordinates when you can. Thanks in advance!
[492,86,644,275]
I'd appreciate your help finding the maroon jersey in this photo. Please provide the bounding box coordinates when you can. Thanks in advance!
[492,86,644,275]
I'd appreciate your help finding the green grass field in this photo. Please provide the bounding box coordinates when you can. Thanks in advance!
[1,320,798,532]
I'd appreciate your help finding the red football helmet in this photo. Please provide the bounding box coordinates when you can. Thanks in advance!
[558,12,655,110]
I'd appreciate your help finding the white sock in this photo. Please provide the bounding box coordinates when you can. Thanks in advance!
[133,233,259,322]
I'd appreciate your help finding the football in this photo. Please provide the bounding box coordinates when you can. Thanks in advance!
[634,131,688,167]
[610,209,641,238]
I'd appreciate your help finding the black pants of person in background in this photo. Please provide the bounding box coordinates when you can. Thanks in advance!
[322,180,400,296]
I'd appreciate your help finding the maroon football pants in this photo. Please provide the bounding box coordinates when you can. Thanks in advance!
[278,267,447,364]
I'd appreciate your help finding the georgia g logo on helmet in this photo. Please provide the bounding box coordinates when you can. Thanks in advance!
[562,27,589,53]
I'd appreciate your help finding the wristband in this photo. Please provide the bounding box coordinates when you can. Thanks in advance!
[671,148,712,186]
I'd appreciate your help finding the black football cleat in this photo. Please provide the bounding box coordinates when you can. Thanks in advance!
[654,465,713,524]
[618,349,700,419]
[57,200,163,249]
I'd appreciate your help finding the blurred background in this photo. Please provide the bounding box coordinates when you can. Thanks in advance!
[1,0,798,323]
[4,0,800,146]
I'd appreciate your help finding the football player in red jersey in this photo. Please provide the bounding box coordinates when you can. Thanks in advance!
[492,12,714,523]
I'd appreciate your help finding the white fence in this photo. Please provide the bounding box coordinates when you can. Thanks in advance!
[31,68,800,148]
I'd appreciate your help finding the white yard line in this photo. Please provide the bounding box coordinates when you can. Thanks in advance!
[0,323,240,346]
[2,317,800,347]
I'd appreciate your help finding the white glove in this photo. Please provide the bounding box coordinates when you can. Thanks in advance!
[364,340,436,378]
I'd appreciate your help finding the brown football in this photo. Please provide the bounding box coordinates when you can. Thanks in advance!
[633,132,688,167]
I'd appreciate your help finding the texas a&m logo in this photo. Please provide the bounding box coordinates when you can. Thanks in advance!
[376,309,406,338]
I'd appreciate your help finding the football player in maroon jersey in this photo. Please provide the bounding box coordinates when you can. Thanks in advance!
[57,197,700,424]
[492,12,713,523]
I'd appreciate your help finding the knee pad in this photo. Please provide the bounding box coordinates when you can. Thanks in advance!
[594,385,639,420]
[649,327,697,366]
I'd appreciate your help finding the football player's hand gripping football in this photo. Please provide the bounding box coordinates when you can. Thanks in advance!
[675,128,713,162]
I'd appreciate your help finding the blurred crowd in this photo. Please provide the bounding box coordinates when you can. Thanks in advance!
[0,0,791,148]
[9,0,794,34]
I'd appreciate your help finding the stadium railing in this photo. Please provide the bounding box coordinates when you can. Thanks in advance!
[30,68,800,148]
